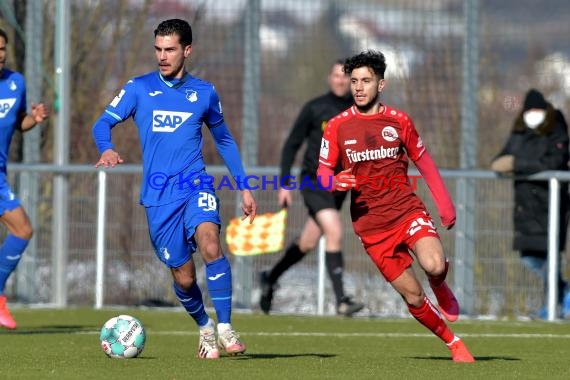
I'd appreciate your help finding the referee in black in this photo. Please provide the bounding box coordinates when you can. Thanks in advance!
[260,59,364,316]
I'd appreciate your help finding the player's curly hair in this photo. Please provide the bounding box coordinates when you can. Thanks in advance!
[343,50,387,79]
[154,19,193,47]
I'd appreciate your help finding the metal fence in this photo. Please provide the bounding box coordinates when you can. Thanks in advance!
[2,1,569,168]
[4,164,570,320]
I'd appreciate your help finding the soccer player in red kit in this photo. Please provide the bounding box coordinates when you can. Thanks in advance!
[317,50,475,363]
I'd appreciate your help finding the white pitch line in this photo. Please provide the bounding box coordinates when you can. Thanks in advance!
[127,331,570,339]
[69,330,570,339]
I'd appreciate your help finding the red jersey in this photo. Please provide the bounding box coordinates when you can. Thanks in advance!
[319,105,428,236]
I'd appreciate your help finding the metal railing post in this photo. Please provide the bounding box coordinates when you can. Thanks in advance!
[317,236,326,315]
[95,170,107,309]
[547,177,561,321]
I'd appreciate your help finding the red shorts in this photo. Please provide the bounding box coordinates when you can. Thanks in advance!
[359,211,440,282]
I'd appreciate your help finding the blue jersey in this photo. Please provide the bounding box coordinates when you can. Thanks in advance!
[0,69,26,174]
[98,71,243,206]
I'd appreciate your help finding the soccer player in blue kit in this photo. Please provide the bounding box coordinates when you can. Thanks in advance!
[92,19,256,359]
[0,28,48,329]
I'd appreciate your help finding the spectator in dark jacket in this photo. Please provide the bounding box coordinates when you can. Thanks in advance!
[491,88,570,318]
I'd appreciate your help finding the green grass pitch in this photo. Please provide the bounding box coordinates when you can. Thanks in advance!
[2,308,570,379]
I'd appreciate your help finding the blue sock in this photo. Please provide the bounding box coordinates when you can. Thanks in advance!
[0,235,29,294]
[173,282,209,327]
[205,256,232,324]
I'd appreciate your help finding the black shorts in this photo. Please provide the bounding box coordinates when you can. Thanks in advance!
[300,187,348,219]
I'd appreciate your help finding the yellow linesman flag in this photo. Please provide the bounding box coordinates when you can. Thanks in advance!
[225,209,287,256]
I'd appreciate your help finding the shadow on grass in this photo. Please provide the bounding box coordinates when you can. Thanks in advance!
[410,356,520,361]
[230,353,336,360]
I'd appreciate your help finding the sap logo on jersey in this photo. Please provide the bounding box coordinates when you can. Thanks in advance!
[0,98,16,118]
[152,110,192,132]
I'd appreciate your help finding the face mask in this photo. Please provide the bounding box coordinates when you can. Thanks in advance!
[523,110,546,129]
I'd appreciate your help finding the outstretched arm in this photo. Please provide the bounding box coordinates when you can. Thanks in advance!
[92,112,123,168]
[240,188,257,224]
[209,122,247,183]
[278,105,313,206]
[317,120,347,191]
[20,103,49,132]
[209,122,257,223]
[91,80,137,168]
[280,104,312,183]
[95,149,124,168]
[400,113,455,228]
[414,151,456,229]
[317,165,356,191]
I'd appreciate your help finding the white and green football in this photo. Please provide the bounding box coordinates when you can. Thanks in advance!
[99,315,146,359]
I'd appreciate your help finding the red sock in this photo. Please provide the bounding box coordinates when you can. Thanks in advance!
[428,259,449,288]
[408,296,454,344]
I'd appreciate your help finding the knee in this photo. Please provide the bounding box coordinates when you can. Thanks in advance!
[322,220,342,244]
[323,231,342,248]
[200,240,223,262]
[15,224,33,241]
[325,224,343,240]
[175,274,197,291]
[423,256,446,277]
[298,239,317,252]
[402,289,425,307]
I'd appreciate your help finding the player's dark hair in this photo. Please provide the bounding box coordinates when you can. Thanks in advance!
[344,50,387,79]
[333,58,345,67]
[154,19,192,46]
[0,28,8,44]
[329,58,346,73]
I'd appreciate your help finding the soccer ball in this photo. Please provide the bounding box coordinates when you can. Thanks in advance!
[99,315,146,359]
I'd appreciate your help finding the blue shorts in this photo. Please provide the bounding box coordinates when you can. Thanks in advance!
[0,175,21,216]
[145,187,221,268]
